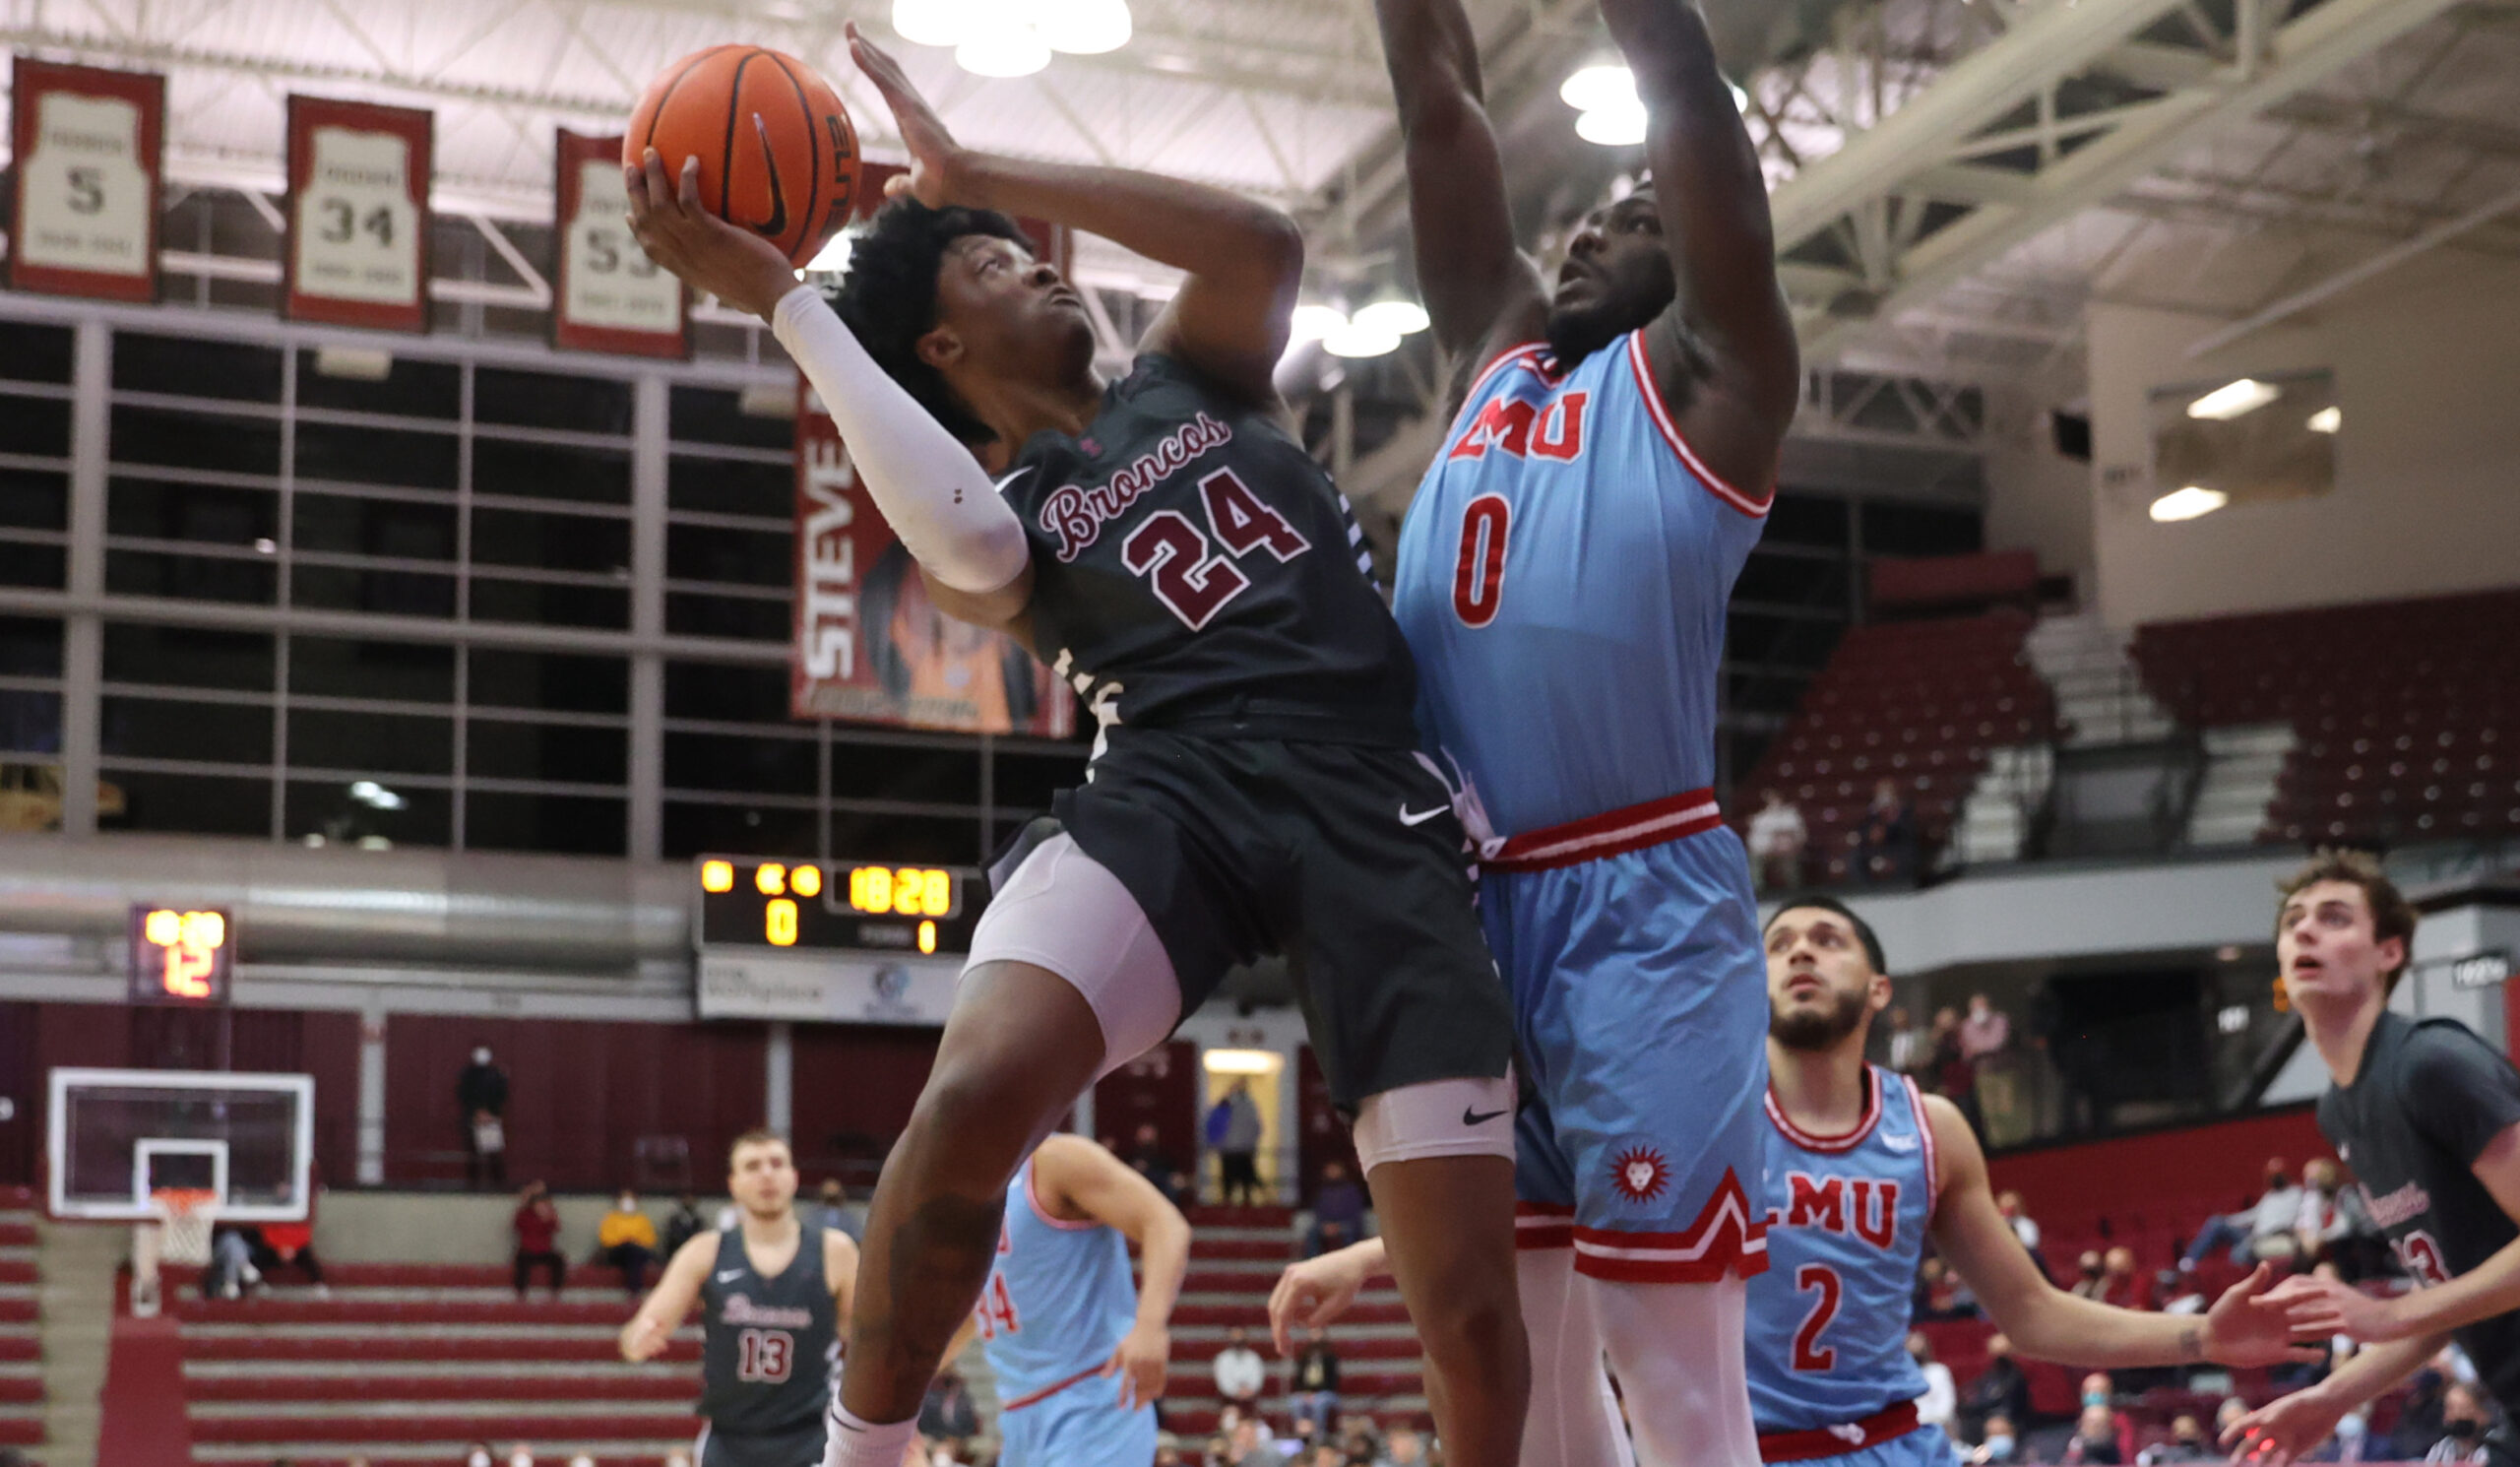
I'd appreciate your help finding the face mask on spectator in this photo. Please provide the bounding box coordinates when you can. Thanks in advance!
[467,1455,489,1467]
[2083,1389,2109,1408]
[2450,1420,2484,1441]
[1984,1435,2012,1458]
[617,1195,634,1211]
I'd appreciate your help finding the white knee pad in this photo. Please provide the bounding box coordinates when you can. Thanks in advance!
[1352,1071,1517,1176]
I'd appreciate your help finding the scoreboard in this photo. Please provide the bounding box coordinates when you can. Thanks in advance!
[694,857,985,957]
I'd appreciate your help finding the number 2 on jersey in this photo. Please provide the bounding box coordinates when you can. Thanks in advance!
[1453,495,1511,628]
[1122,468,1311,630]
[972,1273,1022,1341]
[1792,1263,1842,1371]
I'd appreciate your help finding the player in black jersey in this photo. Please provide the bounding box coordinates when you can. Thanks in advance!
[623,1131,855,1467]
[2227,851,2520,1465]
[627,24,1526,1467]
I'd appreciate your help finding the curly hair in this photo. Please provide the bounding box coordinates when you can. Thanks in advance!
[828,197,1032,445]
[2276,847,2419,989]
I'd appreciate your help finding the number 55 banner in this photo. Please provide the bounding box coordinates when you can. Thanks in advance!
[7,58,166,302]
[284,96,433,332]
[551,129,686,357]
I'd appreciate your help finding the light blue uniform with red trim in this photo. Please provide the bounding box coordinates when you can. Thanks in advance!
[1390,329,1771,1283]
[1749,1067,1955,1466]
[976,1156,1156,1467]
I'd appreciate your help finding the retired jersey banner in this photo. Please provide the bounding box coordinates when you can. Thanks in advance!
[789,387,1073,735]
[551,129,685,357]
[284,96,432,331]
[7,59,165,301]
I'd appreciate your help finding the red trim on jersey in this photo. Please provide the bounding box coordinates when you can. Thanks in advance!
[1447,342,1548,439]
[1765,1066,1886,1155]
[1757,1401,1922,1462]
[1516,1201,1575,1251]
[1484,787,1724,873]
[1906,1074,1941,1217]
[1623,330,1774,519]
[1024,1159,1097,1232]
[999,1363,1106,1411]
[1569,1169,1768,1283]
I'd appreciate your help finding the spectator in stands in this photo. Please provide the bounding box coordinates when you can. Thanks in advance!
[511,1180,565,1299]
[2396,1365,2455,1458]
[1909,1330,1956,1433]
[1374,1428,1425,1466]
[2297,1158,2385,1281]
[2090,1246,2144,1308]
[662,1191,709,1255]
[462,1445,493,1467]
[1746,788,1807,891]
[2070,1249,2107,1298]
[1886,1005,1930,1076]
[457,1045,509,1189]
[1213,1080,1264,1206]
[813,1179,865,1244]
[918,1368,980,1444]
[1960,992,2011,1063]
[1915,1255,1973,1319]
[1968,1414,2019,1464]
[1858,777,1918,885]
[2154,1267,2206,1314]
[2427,1381,2495,1464]
[1229,1416,1289,1467]
[2180,1156,2304,1269]
[1995,1190,2049,1277]
[1214,1324,1267,1412]
[2136,1415,2213,1464]
[1308,1161,1367,1257]
[1127,1122,1188,1208]
[1928,1006,1976,1116]
[1288,1326,1341,1439]
[203,1222,261,1299]
[2065,1404,2125,1464]
[597,1189,657,1296]
[1960,1333,2032,1439]
[2079,1371,2139,1462]
[245,1175,326,1295]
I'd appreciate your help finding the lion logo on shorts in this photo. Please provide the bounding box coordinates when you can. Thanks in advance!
[1610,1144,1671,1205]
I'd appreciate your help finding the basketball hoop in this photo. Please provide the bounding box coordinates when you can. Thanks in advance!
[131,1186,218,1318]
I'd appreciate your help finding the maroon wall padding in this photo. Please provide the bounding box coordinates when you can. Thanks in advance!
[385,1014,769,1192]
[97,1314,191,1467]
[1867,548,2039,611]
[1094,1040,1198,1177]
[788,1023,941,1189]
[1986,1105,2330,1226]
[0,1003,34,1186]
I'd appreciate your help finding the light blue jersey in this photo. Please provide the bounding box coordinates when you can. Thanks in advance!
[976,1156,1156,1466]
[1392,330,1769,843]
[1749,1067,1941,1440]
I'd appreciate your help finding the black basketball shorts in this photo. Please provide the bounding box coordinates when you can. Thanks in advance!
[697,1415,826,1467]
[992,727,1516,1112]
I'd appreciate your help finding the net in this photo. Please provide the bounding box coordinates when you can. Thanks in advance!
[130,1186,218,1318]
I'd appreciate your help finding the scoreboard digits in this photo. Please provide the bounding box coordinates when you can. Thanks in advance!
[695,857,981,956]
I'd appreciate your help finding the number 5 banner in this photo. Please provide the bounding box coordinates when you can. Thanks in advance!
[551,129,686,357]
[7,58,166,301]
[284,96,432,332]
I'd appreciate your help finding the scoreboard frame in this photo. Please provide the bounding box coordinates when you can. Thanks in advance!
[692,856,985,958]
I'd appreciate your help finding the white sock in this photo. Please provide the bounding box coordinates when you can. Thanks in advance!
[1516,1248,1636,1467]
[1583,1274,1759,1467]
[822,1403,919,1467]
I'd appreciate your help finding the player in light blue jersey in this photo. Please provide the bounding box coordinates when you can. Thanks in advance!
[961,1133,1189,1466]
[1755,897,2318,1467]
[1364,0,1801,1456]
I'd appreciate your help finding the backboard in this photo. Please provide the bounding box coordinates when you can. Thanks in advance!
[47,1068,313,1222]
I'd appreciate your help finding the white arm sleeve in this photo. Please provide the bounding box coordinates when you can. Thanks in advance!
[770,284,1032,595]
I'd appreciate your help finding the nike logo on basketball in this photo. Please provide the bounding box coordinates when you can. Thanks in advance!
[746,112,788,237]
[1463,1107,1508,1125]
[1400,805,1448,826]
[716,1269,745,1282]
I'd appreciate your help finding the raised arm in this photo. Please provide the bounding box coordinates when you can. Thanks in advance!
[1033,1134,1192,1411]
[848,25,1300,408]
[619,1231,718,1362]
[824,1227,860,1334]
[1600,0,1799,489]
[1371,0,1548,372]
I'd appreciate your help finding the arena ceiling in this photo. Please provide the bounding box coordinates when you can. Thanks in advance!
[2,0,2516,389]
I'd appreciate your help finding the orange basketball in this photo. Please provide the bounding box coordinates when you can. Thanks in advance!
[626,45,864,269]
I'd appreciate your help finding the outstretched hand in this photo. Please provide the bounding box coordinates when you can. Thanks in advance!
[2219,1386,2347,1467]
[846,22,972,210]
[2253,1270,2400,1343]
[1267,1247,1372,1356]
[1101,1321,1169,1410]
[2203,1263,2338,1366]
[621,148,800,322]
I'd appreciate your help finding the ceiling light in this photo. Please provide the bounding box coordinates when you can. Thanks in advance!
[957,27,1051,76]
[252,538,277,555]
[2149,485,2230,522]
[1560,64,1636,114]
[893,0,974,47]
[1352,298,1430,337]
[2186,378,2280,420]
[1036,0,1132,54]
[348,780,407,811]
[1323,322,1401,358]
[1202,1048,1283,1075]
[2306,406,2341,433]
[1576,102,1649,147]
[1289,303,1348,345]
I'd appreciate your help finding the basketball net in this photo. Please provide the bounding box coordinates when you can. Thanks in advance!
[130,1187,218,1319]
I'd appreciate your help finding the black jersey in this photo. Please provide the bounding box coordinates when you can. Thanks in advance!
[2318,1011,2520,1415]
[699,1223,839,1435]
[1000,352,1419,747]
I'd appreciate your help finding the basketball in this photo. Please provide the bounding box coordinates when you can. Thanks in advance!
[625,44,863,268]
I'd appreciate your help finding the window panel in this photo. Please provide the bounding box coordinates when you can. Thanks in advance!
[472,439,631,505]
[286,708,454,775]
[468,720,628,785]
[1860,501,1983,557]
[289,636,457,704]
[467,577,629,629]
[1763,492,1851,549]
[670,384,793,449]
[293,493,458,560]
[468,791,626,855]
[469,507,631,572]
[104,548,279,606]
[474,368,634,435]
[113,333,284,404]
[825,812,968,865]
[664,661,789,721]
[103,623,273,691]
[108,478,280,543]
[0,617,63,677]
[101,696,274,764]
[467,649,629,714]
[295,351,460,420]
[0,691,61,755]
[668,455,790,518]
[0,394,72,459]
[105,770,272,836]
[663,732,816,796]
[0,470,68,531]
[829,745,980,804]
[0,322,73,386]
[285,779,452,849]
[294,420,459,490]
[666,594,789,642]
[663,800,816,860]
[110,405,280,476]
[0,542,66,591]
[667,524,790,587]
[292,564,459,619]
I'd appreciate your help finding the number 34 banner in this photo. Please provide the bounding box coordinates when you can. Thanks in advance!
[284,96,432,332]
[551,129,686,357]
[6,58,166,302]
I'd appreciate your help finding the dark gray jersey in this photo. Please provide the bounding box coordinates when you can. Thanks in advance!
[2318,1011,2520,1417]
[699,1223,839,1435]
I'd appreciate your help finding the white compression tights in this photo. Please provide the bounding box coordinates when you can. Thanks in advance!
[1584,1273,1760,1467]
[1515,1248,1635,1467]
